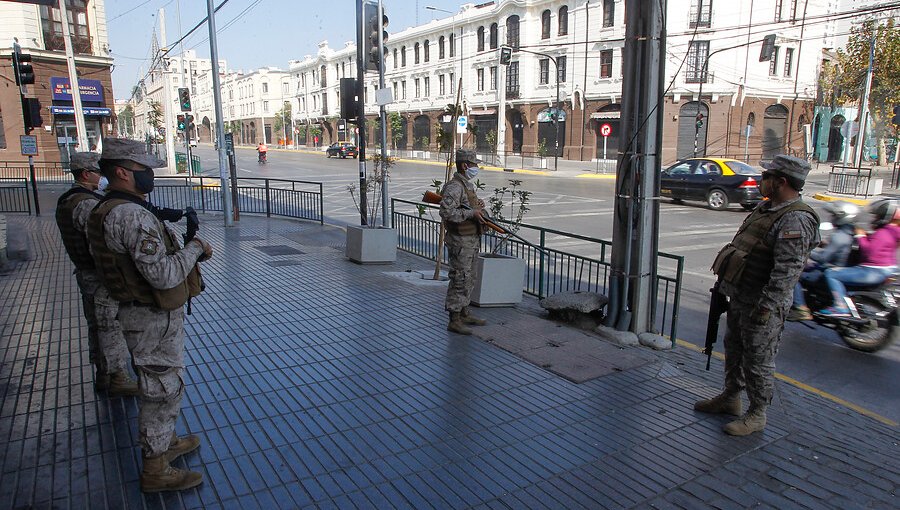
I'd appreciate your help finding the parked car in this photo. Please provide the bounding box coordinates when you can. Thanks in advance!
[660,157,763,211]
[326,142,358,159]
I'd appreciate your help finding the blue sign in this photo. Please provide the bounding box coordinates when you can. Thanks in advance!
[50,77,105,102]
[49,106,112,116]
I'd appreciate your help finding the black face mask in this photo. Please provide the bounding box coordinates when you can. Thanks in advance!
[133,168,155,194]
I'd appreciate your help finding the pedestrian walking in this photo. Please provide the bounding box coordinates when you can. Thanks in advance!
[87,138,212,492]
[698,154,820,435]
[55,151,138,397]
[440,148,488,335]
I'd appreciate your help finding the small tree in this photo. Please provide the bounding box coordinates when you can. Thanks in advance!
[273,102,292,145]
[537,139,549,158]
[389,111,404,150]
[147,100,163,137]
[487,179,532,254]
[346,153,397,226]
[118,104,134,137]
[485,129,498,155]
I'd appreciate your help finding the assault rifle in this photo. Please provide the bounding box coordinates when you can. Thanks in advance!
[704,279,728,370]
[182,206,202,315]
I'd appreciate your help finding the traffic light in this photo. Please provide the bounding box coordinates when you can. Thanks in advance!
[186,114,194,131]
[178,87,191,111]
[363,1,388,72]
[22,97,42,133]
[177,114,186,131]
[12,49,35,85]
[892,105,900,127]
[340,78,358,120]
[696,113,704,128]
[499,46,512,66]
[759,34,776,62]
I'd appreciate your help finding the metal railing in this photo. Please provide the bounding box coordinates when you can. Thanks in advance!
[0,178,31,214]
[149,177,324,223]
[827,165,875,198]
[0,161,72,185]
[391,198,684,341]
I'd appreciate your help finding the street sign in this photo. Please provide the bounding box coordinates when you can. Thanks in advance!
[20,135,38,156]
[840,120,859,139]
[224,132,234,153]
[457,115,468,134]
[600,124,612,137]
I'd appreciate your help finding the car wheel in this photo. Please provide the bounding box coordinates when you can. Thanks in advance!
[671,198,684,204]
[742,204,756,211]
[341,154,346,159]
[707,189,729,210]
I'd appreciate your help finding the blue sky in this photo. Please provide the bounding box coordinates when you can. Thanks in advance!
[108,0,468,100]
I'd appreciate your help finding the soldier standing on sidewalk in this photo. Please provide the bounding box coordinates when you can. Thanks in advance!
[697,155,820,435]
[87,138,212,492]
[55,152,139,397]
[440,148,489,335]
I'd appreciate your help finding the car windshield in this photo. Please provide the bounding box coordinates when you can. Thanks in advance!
[724,161,759,175]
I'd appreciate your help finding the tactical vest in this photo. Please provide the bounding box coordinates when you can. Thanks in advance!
[88,198,203,311]
[55,186,100,271]
[443,174,483,236]
[712,200,818,292]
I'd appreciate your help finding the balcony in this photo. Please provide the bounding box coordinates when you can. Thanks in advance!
[688,7,712,29]
[506,87,520,99]
[685,70,715,85]
[44,32,94,55]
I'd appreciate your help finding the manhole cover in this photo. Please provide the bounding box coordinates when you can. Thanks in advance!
[253,245,304,256]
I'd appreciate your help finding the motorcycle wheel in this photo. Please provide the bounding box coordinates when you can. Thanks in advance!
[839,299,899,352]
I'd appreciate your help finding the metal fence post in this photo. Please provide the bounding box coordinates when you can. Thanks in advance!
[319,183,324,224]
[265,179,271,218]
[538,229,546,298]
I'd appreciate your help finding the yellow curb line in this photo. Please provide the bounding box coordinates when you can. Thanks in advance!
[812,193,874,206]
[577,173,617,179]
[675,339,898,427]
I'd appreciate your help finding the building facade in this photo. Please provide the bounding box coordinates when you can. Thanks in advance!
[289,0,831,164]
[0,0,114,165]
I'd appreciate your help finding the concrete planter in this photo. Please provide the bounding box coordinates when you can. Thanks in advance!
[538,158,548,169]
[345,225,397,264]
[471,253,526,307]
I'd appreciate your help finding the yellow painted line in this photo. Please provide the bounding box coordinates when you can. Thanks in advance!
[675,339,898,427]
[812,193,873,206]
[577,173,617,179]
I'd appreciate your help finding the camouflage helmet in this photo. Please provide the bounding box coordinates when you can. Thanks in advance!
[455,148,482,165]
[760,154,811,185]
[69,152,100,175]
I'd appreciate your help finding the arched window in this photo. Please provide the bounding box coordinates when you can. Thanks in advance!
[558,6,569,35]
[477,26,485,51]
[603,0,615,28]
[439,36,445,59]
[449,33,455,57]
[489,23,498,49]
[393,48,398,69]
[401,46,407,66]
[414,43,420,64]
[541,10,551,39]
[424,40,430,62]
[507,15,520,50]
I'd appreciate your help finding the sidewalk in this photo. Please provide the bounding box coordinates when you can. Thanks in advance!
[1,199,897,508]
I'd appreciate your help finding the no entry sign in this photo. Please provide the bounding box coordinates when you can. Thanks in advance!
[600,124,612,137]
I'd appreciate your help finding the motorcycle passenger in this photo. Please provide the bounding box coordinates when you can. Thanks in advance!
[788,201,860,321]
[257,142,268,163]
[820,198,900,317]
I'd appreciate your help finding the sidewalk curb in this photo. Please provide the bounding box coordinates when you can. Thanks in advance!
[812,192,875,205]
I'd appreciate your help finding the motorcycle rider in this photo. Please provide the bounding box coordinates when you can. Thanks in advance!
[788,201,860,321]
[257,141,268,163]
[820,198,900,316]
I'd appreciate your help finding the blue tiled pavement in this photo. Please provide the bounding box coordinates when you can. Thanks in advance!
[0,211,897,509]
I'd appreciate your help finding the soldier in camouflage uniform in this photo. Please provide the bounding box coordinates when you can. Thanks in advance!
[697,155,820,436]
[440,148,488,335]
[88,139,212,492]
[55,152,138,397]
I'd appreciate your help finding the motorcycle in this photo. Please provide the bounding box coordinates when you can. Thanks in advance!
[800,276,900,352]
[258,151,267,164]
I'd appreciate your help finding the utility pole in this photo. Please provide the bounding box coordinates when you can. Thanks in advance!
[57,0,89,152]
[496,54,507,168]
[206,0,234,225]
[607,0,665,334]
[853,30,876,169]
[159,8,177,173]
[378,0,390,228]
[356,0,369,226]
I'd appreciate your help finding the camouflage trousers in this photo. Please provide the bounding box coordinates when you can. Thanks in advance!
[445,236,480,312]
[722,301,788,410]
[118,305,186,457]
[92,285,132,375]
[74,270,102,371]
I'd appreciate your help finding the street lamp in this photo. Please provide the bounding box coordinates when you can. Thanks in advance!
[515,47,562,170]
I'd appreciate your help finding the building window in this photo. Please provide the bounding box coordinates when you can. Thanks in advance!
[558,6,569,36]
[602,0,615,28]
[414,43,420,64]
[449,33,455,57]
[450,72,455,94]
[262,82,269,93]
[686,41,710,83]
[264,101,269,112]
[689,0,712,28]
[439,74,446,95]
[321,93,328,115]
[488,24,497,50]
[541,10,551,39]
[783,47,794,77]
[557,56,567,83]
[320,65,326,87]
[415,78,420,97]
[402,80,407,99]
[775,0,782,21]
[788,0,798,20]
[769,46,780,76]
[507,15,520,50]
[506,62,520,98]
[439,36,445,59]
[393,48,398,69]
[283,82,289,95]
[599,50,613,78]
[424,77,430,96]
[539,59,550,85]
[40,0,92,54]
[424,40,430,62]
[478,26,485,51]
[477,68,485,91]
[490,66,497,90]
[402,46,407,67]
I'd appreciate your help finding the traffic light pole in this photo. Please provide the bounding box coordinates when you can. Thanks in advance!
[206,0,234,226]
[57,0,89,152]
[13,41,40,215]
[378,0,390,228]
[356,0,369,226]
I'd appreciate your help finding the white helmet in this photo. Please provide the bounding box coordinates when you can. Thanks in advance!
[868,198,900,228]
[823,201,860,226]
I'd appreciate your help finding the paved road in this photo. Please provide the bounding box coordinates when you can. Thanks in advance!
[188,144,900,424]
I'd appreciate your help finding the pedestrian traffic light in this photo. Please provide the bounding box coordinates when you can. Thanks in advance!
[759,34,776,62]
[499,46,512,66]
[363,1,388,72]
[22,97,42,133]
[696,113,704,128]
[11,49,35,86]
[892,105,900,127]
[177,114,186,131]
[178,87,191,112]
[340,78,358,120]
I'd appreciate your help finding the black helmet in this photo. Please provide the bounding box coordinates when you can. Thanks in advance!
[823,201,860,226]
[868,198,899,227]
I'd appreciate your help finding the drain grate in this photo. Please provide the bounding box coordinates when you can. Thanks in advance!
[253,245,304,256]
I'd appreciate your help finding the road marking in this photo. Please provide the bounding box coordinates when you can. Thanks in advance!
[675,339,898,427]
[577,173,617,179]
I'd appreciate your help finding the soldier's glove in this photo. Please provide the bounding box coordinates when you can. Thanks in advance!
[156,207,185,223]
[183,207,200,246]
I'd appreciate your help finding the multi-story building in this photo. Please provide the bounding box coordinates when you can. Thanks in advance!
[290,0,831,164]
[0,0,114,165]
[216,67,292,146]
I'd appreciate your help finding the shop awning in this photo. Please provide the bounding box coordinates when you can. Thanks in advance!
[49,106,112,116]
[590,111,620,120]
[469,109,496,116]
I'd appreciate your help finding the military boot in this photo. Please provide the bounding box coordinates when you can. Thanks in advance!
[165,434,201,463]
[140,454,203,493]
[447,312,473,335]
[787,305,813,321]
[460,307,487,326]
[106,371,140,397]
[94,370,110,392]
[723,407,767,436]
[693,392,742,417]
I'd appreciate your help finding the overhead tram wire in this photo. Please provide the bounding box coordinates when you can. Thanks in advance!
[185,0,264,51]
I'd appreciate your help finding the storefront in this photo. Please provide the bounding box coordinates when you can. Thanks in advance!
[48,77,110,164]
